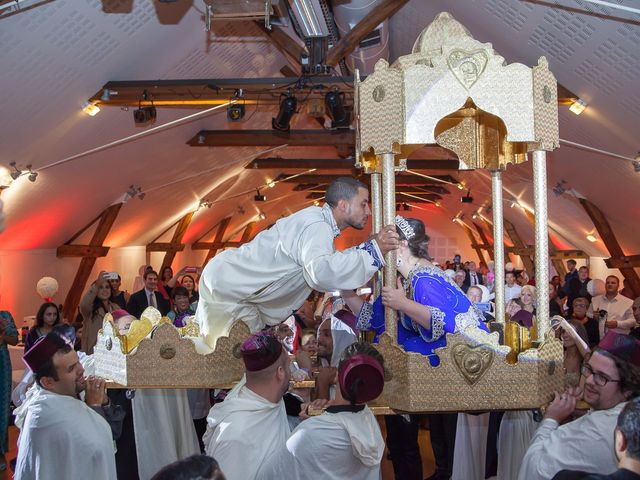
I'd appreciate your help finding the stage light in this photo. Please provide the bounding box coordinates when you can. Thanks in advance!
[633,152,640,173]
[402,202,411,211]
[272,92,297,132]
[461,190,473,203]
[586,233,597,243]
[27,165,37,182]
[267,180,276,188]
[124,185,145,202]
[81,101,100,117]
[313,200,320,206]
[227,104,245,122]
[9,162,21,180]
[133,106,157,126]
[325,90,350,128]
[258,212,266,220]
[569,98,587,115]
[254,189,267,202]
[553,180,568,197]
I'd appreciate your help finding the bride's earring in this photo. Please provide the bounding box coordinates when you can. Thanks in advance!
[396,256,403,267]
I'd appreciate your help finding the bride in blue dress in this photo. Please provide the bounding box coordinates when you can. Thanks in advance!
[344,216,488,367]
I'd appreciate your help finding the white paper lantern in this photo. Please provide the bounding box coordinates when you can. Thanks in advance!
[36,277,59,300]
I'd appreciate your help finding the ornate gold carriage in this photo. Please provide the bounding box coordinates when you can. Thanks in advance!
[357,12,563,411]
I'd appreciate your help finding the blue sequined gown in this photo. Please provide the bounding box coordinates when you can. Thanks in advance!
[357,265,488,366]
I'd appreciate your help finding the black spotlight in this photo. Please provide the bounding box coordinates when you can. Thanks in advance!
[461,190,474,203]
[133,106,157,126]
[227,104,245,122]
[254,189,267,202]
[272,93,297,131]
[325,90,350,128]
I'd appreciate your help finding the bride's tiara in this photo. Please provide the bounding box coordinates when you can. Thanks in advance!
[395,215,415,240]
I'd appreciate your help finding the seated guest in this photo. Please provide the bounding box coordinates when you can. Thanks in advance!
[569,297,600,347]
[126,269,170,318]
[151,454,225,480]
[258,341,386,480]
[109,274,130,309]
[15,332,117,479]
[453,270,465,290]
[79,271,120,354]
[518,331,640,480]
[24,302,61,352]
[552,397,640,480]
[159,266,174,300]
[167,286,195,327]
[203,333,291,480]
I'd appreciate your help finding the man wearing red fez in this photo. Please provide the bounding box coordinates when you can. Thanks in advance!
[203,333,291,480]
[258,342,386,479]
[520,331,640,480]
[14,332,117,480]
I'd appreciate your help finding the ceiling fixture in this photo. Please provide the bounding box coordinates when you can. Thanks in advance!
[289,0,330,37]
[81,100,100,117]
[100,89,117,101]
[325,90,350,128]
[586,233,597,243]
[461,190,473,203]
[266,179,276,188]
[569,98,587,115]
[7,162,37,182]
[272,91,297,132]
[553,180,568,196]
[254,189,267,202]
[133,90,157,126]
[258,212,267,220]
[227,89,245,121]
[633,152,640,172]
[124,185,145,202]
[199,199,212,209]
[9,162,21,180]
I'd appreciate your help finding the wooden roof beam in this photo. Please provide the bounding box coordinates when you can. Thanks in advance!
[246,158,460,170]
[503,218,535,274]
[580,198,640,297]
[58,203,123,322]
[187,129,354,147]
[325,0,409,67]
[276,173,458,185]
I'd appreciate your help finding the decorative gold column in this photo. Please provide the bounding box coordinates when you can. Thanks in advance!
[532,150,550,341]
[492,170,505,324]
[381,153,397,341]
[371,172,383,299]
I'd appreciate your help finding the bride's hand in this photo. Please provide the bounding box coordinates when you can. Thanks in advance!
[381,278,407,310]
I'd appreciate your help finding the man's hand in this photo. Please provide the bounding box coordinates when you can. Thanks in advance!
[374,225,399,256]
[299,399,332,419]
[84,376,108,407]
[381,278,407,310]
[605,319,618,329]
[544,390,577,423]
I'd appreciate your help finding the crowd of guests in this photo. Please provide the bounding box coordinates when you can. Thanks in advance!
[2,244,640,479]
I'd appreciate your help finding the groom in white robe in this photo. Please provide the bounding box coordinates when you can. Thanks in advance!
[203,333,292,479]
[15,333,117,480]
[257,341,386,480]
[195,177,399,351]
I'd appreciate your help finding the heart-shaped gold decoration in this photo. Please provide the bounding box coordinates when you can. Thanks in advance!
[451,343,494,385]
[447,49,488,90]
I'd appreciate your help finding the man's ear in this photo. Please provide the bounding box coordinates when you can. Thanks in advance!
[615,429,627,453]
[336,198,348,213]
[39,376,56,391]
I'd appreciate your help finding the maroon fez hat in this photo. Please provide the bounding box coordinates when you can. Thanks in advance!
[598,331,640,367]
[334,309,358,334]
[338,354,384,404]
[111,309,130,320]
[23,333,66,372]
[240,333,284,372]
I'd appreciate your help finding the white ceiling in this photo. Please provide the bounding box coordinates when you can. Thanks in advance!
[0,0,638,260]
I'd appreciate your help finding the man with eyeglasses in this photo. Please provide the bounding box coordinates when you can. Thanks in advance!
[518,331,640,480]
